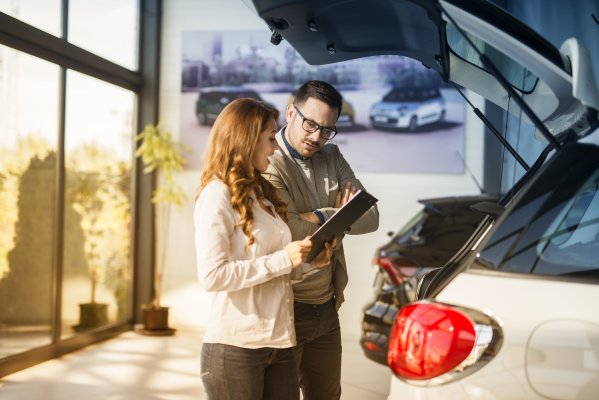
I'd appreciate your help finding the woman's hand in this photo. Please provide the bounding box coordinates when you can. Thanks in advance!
[312,238,337,269]
[285,237,313,267]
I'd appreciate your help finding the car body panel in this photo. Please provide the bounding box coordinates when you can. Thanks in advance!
[389,271,599,400]
[248,0,446,76]
[388,142,599,399]
[370,87,446,130]
[335,98,355,127]
[361,194,496,365]
[441,2,597,139]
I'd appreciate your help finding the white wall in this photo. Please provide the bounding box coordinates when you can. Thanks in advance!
[158,0,486,336]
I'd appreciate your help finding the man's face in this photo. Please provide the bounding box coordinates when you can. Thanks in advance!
[285,97,338,158]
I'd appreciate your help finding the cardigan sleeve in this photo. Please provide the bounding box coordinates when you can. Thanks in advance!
[194,181,293,292]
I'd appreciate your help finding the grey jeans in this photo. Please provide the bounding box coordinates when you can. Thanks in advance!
[201,343,300,400]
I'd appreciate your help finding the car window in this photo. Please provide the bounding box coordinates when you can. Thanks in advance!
[383,88,429,102]
[445,21,538,94]
[445,17,552,193]
[232,91,261,100]
[534,176,599,275]
[477,149,599,279]
[201,92,218,101]
[394,210,425,246]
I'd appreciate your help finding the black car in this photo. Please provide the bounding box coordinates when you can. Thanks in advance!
[195,86,268,125]
[360,194,497,364]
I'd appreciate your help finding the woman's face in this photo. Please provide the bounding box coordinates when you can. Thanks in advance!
[252,117,279,173]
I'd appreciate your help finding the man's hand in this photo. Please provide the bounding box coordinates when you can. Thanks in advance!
[335,181,358,208]
[312,238,337,268]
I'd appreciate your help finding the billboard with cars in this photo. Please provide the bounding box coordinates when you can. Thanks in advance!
[180,30,466,173]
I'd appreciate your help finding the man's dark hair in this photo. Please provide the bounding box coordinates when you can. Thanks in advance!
[294,80,343,117]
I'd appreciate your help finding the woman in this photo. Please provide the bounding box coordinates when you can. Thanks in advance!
[194,98,333,400]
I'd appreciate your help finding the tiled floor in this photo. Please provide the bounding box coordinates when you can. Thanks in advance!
[0,328,390,400]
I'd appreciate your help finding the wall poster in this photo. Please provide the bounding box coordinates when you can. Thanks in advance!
[180,30,466,173]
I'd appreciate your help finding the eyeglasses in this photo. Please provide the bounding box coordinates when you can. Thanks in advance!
[293,105,338,140]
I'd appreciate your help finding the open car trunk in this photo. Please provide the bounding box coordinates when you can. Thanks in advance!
[245,0,599,149]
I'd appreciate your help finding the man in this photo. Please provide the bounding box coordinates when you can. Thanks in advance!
[264,80,379,400]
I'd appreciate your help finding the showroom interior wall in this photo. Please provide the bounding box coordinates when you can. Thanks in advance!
[0,0,599,376]
[157,0,485,335]
[2,0,595,377]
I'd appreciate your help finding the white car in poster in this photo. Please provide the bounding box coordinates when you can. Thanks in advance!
[370,86,446,131]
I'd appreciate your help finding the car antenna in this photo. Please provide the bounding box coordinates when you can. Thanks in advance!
[455,150,485,194]
[450,81,530,172]
[438,3,562,151]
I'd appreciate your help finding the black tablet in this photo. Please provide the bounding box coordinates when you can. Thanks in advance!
[305,190,378,263]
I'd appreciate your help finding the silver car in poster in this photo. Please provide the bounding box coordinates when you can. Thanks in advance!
[370,86,446,131]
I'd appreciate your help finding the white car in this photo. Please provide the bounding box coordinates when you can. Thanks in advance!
[370,86,446,131]
[387,133,599,399]
[247,0,599,398]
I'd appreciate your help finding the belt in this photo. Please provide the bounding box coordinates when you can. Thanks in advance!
[293,298,335,320]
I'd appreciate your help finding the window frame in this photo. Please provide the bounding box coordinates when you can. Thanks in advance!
[0,0,160,377]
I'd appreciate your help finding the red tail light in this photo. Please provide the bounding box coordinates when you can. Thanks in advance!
[363,341,383,353]
[388,302,476,380]
[373,256,418,285]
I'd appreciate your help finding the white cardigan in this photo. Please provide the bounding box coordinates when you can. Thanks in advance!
[194,179,296,348]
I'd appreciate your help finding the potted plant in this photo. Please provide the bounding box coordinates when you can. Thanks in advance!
[69,148,131,332]
[134,123,187,335]
[73,203,109,332]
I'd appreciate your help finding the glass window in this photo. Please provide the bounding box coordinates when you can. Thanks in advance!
[0,45,60,357]
[478,147,599,279]
[62,70,135,336]
[499,110,548,194]
[445,21,550,193]
[533,174,599,276]
[0,0,61,36]
[446,21,538,94]
[68,0,139,70]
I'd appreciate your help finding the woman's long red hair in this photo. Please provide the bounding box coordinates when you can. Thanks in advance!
[199,98,286,250]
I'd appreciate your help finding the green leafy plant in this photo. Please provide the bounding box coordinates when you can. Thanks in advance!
[135,123,188,309]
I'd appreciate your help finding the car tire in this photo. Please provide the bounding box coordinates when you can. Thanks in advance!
[409,116,418,131]
[438,110,446,123]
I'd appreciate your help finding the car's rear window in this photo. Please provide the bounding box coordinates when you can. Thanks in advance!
[394,209,425,246]
[477,147,599,280]
[445,21,539,94]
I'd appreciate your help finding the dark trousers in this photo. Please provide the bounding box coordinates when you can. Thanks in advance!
[201,343,300,400]
[293,300,342,400]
